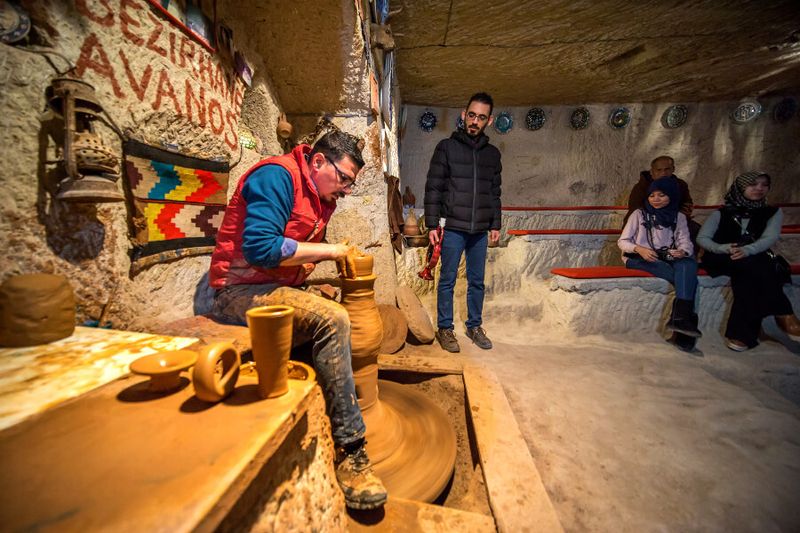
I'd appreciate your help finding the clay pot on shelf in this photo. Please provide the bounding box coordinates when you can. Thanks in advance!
[403,209,420,236]
[277,113,293,140]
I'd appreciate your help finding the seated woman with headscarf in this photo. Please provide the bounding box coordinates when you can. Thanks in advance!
[618,178,702,339]
[697,171,800,351]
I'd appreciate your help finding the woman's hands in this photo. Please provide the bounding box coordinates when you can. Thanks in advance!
[729,244,747,260]
[667,249,687,259]
[634,245,658,262]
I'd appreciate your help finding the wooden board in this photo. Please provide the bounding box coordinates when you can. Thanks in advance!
[0,326,198,430]
[0,372,316,533]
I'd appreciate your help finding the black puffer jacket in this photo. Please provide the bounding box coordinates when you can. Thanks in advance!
[423,130,502,233]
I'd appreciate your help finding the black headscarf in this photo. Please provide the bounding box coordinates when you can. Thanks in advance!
[642,177,680,229]
[724,171,770,213]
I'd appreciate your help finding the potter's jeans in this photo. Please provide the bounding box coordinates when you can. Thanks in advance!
[212,284,365,447]
[437,229,488,330]
[625,256,699,301]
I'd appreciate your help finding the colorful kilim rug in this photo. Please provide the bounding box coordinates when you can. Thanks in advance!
[123,140,229,273]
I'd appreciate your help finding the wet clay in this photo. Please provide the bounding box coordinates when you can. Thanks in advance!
[339,255,456,502]
[246,305,294,399]
[0,274,75,347]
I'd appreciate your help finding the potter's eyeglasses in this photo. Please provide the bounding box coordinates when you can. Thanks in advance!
[325,155,357,190]
[466,111,489,122]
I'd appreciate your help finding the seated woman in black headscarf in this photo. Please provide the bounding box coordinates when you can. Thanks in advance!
[618,178,701,338]
[697,171,800,351]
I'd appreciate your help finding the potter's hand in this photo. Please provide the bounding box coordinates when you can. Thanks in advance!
[729,244,747,261]
[334,241,358,278]
[634,245,658,262]
[489,230,500,244]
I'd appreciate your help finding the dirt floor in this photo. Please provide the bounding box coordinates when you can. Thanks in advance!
[397,318,800,532]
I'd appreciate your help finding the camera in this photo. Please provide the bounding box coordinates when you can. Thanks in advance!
[656,247,675,262]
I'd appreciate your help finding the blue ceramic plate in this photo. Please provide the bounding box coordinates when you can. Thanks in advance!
[731,101,761,124]
[525,107,546,130]
[456,115,465,131]
[493,111,513,134]
[608,107,631,129]
[419,111,437,132]
[570,107,590,130]
[661,105,688,128]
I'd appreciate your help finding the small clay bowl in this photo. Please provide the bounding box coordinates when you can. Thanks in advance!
[404,235,429,248]
[239,360,316,382]
[130,350,198,392]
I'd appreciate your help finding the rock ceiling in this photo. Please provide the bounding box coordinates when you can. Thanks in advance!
[390,0,800,106]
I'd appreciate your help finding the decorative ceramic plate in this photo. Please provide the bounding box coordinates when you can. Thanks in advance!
[608,107,631,129]
[525,107,546,130]
[456,115,465,131]
[661,105,688,128]
[773,97,797,123]
[493,111,513,134]
[570,107,590,130]
[0,1,31,44]
[419,111,437,132]
[731,101,762,124]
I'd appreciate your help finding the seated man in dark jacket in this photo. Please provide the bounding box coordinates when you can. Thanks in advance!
[623,155,700,242]
[424,92,502,353]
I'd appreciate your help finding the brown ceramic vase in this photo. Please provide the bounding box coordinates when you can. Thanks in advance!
[246,305,294,399]
[340,273,383,409]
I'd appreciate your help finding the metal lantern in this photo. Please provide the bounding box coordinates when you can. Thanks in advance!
[45,78,124,202]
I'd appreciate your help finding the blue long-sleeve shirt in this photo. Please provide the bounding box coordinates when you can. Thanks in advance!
[240,165,299,268]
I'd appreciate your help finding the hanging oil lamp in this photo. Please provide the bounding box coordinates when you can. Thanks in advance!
[45,77,124,202]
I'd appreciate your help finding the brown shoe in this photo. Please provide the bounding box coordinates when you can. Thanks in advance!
[335,443,387,510]
[775,315,800,342]
[725,338,750,352]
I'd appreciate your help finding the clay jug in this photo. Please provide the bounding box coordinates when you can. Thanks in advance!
[403,209,420,236]
[277,113,293,140]
[192,342,240,403]
[246,305,294,399]
[340,263,383,410]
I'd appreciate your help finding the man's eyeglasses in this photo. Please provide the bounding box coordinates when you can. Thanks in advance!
[466,111,489,122]
[325,155,357,190]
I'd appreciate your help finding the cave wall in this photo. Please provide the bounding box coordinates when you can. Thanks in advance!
[399,100,800,212]
[0,0,397,330]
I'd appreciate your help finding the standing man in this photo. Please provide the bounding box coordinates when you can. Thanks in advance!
[209,131,387,511]
[424,92,502,353]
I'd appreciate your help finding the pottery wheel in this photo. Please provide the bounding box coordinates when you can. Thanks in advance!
[363,379,457,502]
[395,286,435,343]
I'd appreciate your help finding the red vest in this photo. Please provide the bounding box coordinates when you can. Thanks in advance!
[209,145,335,288]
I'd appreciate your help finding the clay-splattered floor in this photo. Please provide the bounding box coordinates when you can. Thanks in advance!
[398,319,800,532]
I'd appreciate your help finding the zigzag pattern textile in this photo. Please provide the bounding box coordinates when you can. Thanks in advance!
[123,140,229,273]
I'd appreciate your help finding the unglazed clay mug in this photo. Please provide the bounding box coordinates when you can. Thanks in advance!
[246,305,295,399]
[192,341,241,403]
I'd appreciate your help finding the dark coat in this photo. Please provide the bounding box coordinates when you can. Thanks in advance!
[423,130,502,233]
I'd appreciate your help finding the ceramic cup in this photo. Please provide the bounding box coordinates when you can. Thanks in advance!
[246,305,295,399]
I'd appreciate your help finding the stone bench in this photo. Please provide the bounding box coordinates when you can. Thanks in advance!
[545,266,800,337]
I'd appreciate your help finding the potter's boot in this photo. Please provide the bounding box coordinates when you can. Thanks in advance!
[776,314,800,342]
[335,441,387,510]
[668,299,702,338]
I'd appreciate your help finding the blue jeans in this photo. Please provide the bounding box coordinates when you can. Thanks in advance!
[625,256,699,301]
[212,284,365,447]
[437,229,488,330]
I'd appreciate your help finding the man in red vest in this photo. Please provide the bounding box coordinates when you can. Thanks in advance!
[209,131,387,510]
